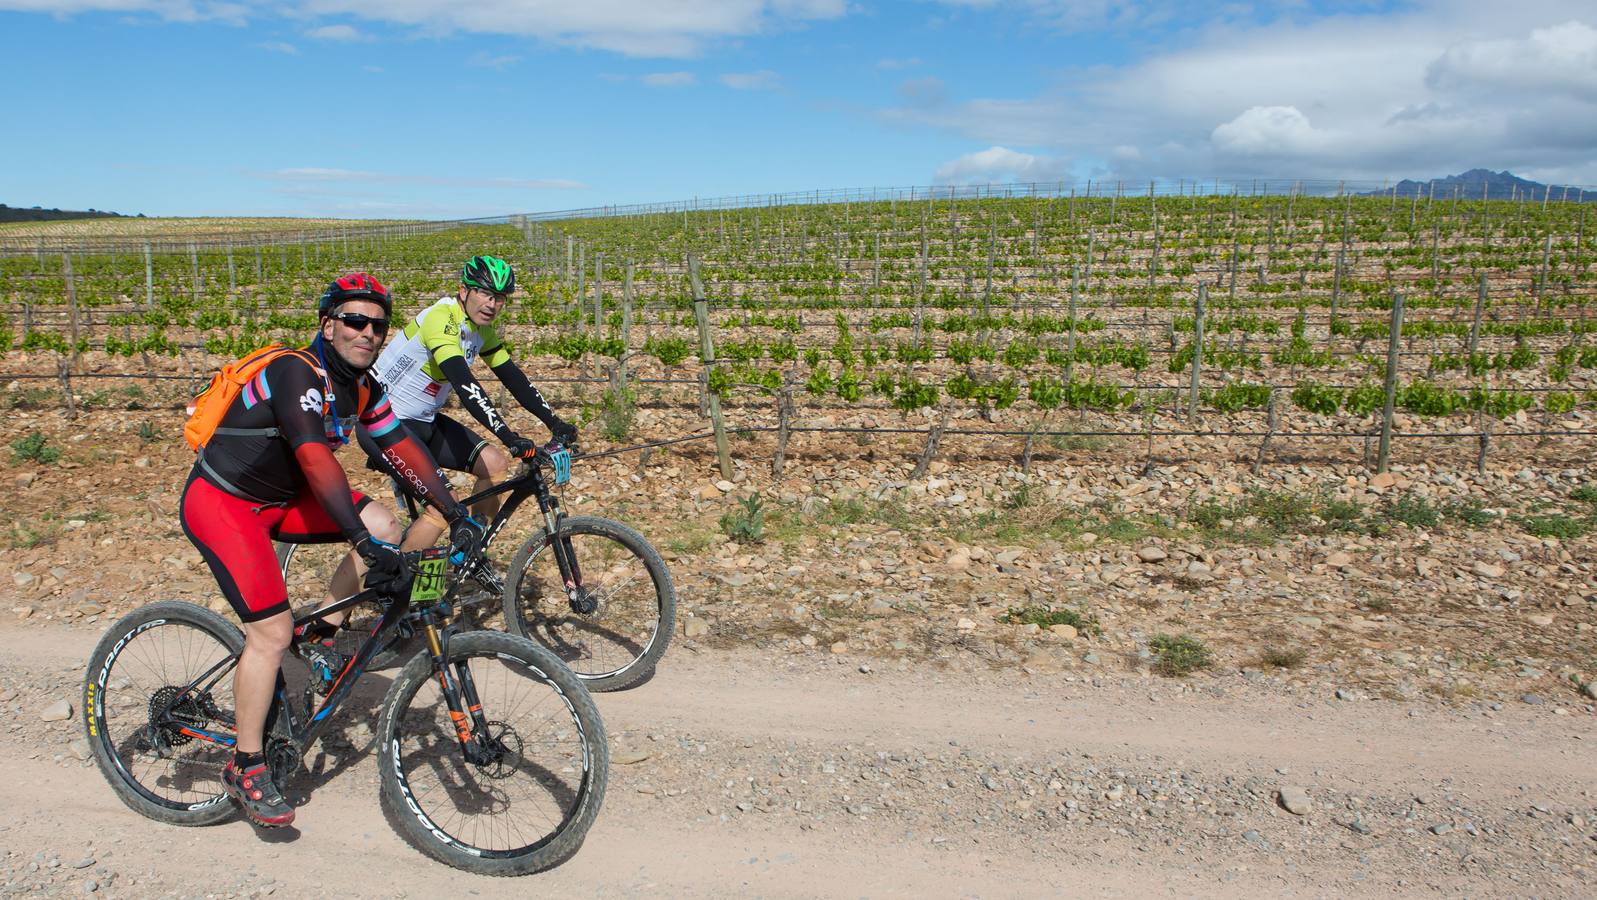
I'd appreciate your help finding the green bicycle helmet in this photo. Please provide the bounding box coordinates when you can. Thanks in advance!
[462,255,515,296]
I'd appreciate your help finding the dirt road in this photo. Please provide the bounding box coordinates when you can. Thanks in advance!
[1,618,1593,898]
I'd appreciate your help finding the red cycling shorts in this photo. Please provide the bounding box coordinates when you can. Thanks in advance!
[180,471,370,622]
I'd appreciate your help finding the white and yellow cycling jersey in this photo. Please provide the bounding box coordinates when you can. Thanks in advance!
[372,297,512,422]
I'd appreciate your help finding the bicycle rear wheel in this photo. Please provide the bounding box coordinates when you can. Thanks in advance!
[376,631,608,876]
[82,601,242,826]
[502,515,676,692]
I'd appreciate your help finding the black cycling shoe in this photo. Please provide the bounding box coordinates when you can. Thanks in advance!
[297,641,348,696]
[222,760,295,827]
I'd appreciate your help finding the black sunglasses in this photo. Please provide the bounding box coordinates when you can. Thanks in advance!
[330,311,390,335]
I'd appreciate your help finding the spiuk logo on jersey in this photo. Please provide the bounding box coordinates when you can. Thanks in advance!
[299,387,323,413]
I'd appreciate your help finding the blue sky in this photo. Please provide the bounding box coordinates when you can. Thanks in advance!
[2,0,1595,218]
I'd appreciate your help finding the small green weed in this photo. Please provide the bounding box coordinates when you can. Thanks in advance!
[136,421,160,444]
[1570,485,1597,504]
[599,387,636,442]
[1381,495,1440,529]
[719,495,767,544]
[10,431,61,464]
[1149,633,1212,677]
[1443,501,1496,528]
[1514,513,1591,540]
[1002,605,1100,635]
[1255,645,1308,669]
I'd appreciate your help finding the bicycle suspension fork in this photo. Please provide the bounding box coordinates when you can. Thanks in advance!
[537,491,592,615]
[422,619,496,763]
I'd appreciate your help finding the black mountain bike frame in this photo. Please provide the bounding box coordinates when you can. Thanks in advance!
[153,553,502,765]
[388,454,592,614]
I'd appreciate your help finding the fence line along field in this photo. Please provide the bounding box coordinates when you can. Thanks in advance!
[2,184,1594,475]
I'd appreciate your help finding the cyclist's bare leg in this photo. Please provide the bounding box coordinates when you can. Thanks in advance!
[399,444,509,551]
[470,444,511,522]
[324,503,405,624]
[399,505,445,552]
[234,611,293,754]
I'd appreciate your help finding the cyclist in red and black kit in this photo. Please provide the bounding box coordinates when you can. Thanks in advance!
[180,272,482,828]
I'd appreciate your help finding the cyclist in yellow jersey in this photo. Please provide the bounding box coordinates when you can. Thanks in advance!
[358,255,576,551]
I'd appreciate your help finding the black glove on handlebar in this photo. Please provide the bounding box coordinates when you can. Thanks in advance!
[448,515,486,565]
[356,535,413,598]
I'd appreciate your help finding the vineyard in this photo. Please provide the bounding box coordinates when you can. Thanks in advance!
[1,182,1595,475]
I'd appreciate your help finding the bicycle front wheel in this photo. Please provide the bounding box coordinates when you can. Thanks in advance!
[82,601,242,826]
[376,631,608,876]
[502,515,676,692]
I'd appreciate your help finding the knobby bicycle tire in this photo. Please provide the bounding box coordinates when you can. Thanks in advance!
[82,601,243,826]
[375,631,609,876]
[501,515,677,692]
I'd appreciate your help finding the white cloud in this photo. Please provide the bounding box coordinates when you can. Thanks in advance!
[1426,20,1597,101]
[642,71,696,87]
[304,23,366,40]
[256,40,298,54]
[880,1,1597,183]
[720,69,779,90]
[0,0,850,57]
[1210,106,1325,158]
[934,146,1067,183]
[466,51,520,69]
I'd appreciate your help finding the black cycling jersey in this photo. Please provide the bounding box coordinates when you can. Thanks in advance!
[195,345,459,541]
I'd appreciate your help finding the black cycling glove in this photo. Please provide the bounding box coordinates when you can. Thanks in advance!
[448,514,486,564]
[356,535,412,597]
[550,419,579,448]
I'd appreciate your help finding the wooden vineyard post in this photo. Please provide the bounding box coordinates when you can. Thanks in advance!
[61,254,79,419]
[254,241,263,282]
[911,409,949,480]
[189,242,201,303]
[143,242,154,311]
[1252,389,1279,475]
[688,255,734,480]
[1329,248,1343,337]
[1536,234,1552,312]
[594,252,605,338]
[772,370,795,480]
[1376,292,1406,473]
[1477,417,1492,474]
[226,242,236,298]
[619,264,634,386]
[1468,274,1486,359]
[1187,284,1206,424]
[1066,266,1080,386]
[873,232,881,290]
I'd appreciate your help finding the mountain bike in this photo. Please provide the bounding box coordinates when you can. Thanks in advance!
[81,546,608,876]
[281,441,676,692]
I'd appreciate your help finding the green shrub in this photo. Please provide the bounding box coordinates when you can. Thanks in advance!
[1003,605,1100,635]
[718,495,766,544]
[1291,381,1342,416]
[1149,633,1211,676]
[10,432,60,464]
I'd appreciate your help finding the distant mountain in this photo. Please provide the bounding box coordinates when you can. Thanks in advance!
[1360,169,1595,202]
[0,204,141,223]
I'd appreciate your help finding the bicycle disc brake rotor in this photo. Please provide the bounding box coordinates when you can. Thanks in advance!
[473,721,523,780]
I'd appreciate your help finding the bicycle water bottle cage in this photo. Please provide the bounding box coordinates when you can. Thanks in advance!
[549,448,572,486]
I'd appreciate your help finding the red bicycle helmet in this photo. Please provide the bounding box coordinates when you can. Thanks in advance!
[318,272,392,317]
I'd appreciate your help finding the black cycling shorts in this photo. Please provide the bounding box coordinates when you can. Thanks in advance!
[358,412,489,476]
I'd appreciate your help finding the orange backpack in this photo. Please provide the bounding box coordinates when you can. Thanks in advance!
[184,344,321,451]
